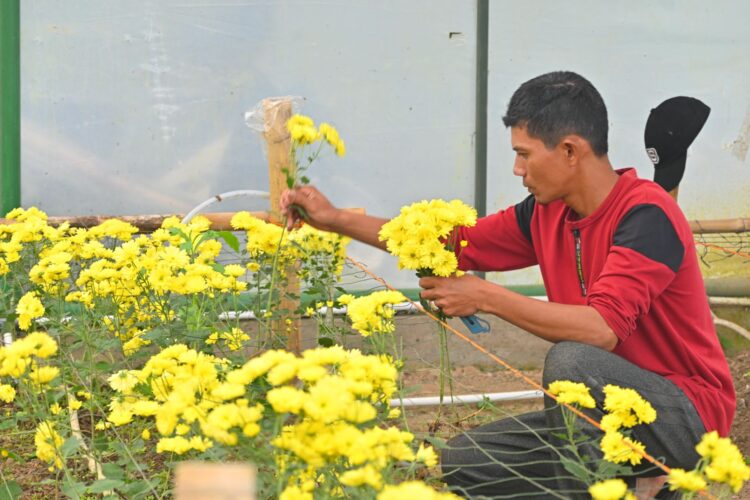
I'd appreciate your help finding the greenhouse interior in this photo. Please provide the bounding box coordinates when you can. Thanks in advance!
[1,1,749,499]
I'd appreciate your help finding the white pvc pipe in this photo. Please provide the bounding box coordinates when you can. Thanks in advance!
[181,189,270,225]
[709,296,750,307]
[390,390,543,408]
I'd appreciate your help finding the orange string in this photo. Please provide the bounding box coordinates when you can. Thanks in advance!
[695,241,750,260]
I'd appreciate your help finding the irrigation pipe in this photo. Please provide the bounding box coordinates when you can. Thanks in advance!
[389,390,542,408]
[180,189,270,225]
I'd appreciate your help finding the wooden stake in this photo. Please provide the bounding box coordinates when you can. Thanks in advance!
[174,462,255,500]
[262,97,301,352]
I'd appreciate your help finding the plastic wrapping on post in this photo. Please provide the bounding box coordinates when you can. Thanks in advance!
[244,96,305,154]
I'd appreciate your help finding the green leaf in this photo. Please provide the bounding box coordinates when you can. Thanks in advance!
[88,479,125,494]
[423,436,448,449]
[596,459,632,477]
[317,337,334,347]
[95,361,111,371]
[286,176,295,189]
[216,231,240,253]
[101,463,126,480]
[122,480,154,498]
[300,175,310,185]
[0,480,22,500]
[92,435,110,453]
[61,436,81,457]
[0,419,16,431]
[61,480,86,499]
[560,456,591,482]
[141,328,168,342]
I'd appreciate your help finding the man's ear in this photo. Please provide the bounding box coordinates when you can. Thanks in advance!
[559,135,589,165]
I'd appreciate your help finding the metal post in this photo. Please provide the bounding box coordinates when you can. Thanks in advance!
[0,0,21,214]
[474,0,489,219]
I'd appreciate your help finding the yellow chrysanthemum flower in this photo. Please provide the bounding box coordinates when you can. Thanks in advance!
[34,421,64,469]
[0,384,16,403]
[588,478,630,500]
[344,290,407,337]
[547,380,596,409]
[378,199,477,277]
[16,292,45,331]
[600,431,645,466]
[668,468,707,492]
[695,431,750,493]
[377,481,460,500]
[602,384,657,428]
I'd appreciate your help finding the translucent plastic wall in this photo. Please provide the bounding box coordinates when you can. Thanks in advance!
[20,1,750,288]
[485,1,750,286]
[21,1,478,289]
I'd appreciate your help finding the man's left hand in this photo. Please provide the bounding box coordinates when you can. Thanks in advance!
[419,274,487,317]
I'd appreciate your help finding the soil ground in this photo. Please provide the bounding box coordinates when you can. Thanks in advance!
[2,352,749,498]
[404,352,750,499]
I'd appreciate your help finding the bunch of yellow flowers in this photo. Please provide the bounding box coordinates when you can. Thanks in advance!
[667,431,750,494]
[597,384,657,467]
[34,420,65,470]
[231,211,350,276]
[378,199,477,277]
[337,291,407,337]
[15,291,45,331]
[0,331,59,388]
[287,114,345,156]
[547,380,596,408]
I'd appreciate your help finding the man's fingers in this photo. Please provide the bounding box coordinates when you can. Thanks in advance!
[419,276,447,289]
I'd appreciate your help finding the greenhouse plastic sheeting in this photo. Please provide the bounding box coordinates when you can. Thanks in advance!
[21,1,477,289]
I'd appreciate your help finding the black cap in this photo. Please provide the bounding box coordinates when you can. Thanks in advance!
[644,96,710,192]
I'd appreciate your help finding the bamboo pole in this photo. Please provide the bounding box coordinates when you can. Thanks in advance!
[4,212,750,236]
[262,97,301,353]
[688,217,750,234]
[0,212,269,232]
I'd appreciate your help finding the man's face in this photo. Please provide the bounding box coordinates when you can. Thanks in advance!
[510,126,571,205]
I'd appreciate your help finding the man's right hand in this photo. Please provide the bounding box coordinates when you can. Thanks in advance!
[280,186,340,231]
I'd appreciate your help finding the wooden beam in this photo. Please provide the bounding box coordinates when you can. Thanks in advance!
[0,212,269,232]
[262,97,300,353]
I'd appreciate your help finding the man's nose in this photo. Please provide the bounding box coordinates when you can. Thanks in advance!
[513,159,525,177]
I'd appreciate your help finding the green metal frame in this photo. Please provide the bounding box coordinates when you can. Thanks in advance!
[0,0,21,214]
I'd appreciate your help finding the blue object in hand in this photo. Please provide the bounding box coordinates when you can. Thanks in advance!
[460,314,491,334]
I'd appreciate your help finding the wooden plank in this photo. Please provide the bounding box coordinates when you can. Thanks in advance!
[174,462,255,500]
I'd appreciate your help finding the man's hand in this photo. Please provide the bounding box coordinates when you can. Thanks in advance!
[279,186,389,250]
[280,186,340,231]
[419,274,488,317]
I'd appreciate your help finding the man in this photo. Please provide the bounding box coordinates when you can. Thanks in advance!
[280,71,735,498]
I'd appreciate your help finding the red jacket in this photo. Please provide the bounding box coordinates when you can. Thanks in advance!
[457,168,735,435]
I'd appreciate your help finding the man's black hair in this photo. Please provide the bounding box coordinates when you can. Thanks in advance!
[502,71,609,156]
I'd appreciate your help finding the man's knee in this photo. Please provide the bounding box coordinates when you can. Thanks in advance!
[542,341,597,386]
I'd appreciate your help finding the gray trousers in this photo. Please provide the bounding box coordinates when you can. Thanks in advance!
[441,342,706,499]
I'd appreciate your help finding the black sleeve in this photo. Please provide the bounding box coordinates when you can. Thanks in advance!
[514,194,535,244]
[613,204,684,273]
